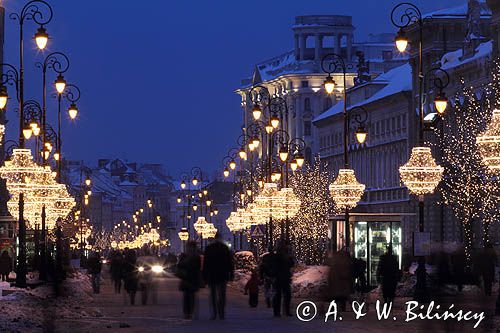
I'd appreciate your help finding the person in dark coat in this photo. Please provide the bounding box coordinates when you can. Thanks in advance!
[259,247,274,308]
[203,232,234,320]
[327,249,352,311]
[479,243,497,296]
[123,249,139,305]
[177,241,202,319]
[245,269,260,308]
[0,251,12,281]
[110,251,124,294]
[377,246,400,303]
[87,252,102,294]
[271,241,294,317]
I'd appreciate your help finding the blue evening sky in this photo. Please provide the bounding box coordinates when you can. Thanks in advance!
[1,0,462,178]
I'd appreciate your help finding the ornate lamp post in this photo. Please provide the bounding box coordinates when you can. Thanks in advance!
[321,53,366,252]
[391,2,445,302]
[54,84,81,181]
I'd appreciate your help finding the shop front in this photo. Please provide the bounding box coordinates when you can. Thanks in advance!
[330,213,411,287]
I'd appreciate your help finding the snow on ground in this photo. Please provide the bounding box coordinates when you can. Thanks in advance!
[0,269,100,332]
[292,265,329,298]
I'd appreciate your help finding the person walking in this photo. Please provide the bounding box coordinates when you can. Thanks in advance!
[259,247,275,308]
[123,249,139,305]
[177,241,202,319]
[110,251,124,294]
[0,251,12,282]
[272,241,294,317]
[245,269,260,308]
[377,246,400,304]
[479,243,497,296]
[87,252,102,294]
[327,249,352,311]
[203,232,234,320]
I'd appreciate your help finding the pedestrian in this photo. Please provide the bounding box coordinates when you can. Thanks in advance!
[259,247,274,308]
[203,232,234,320]
[377,245,400,304]
[244,269,260,308]
[271,241,294,317]
[0,250,12,282]
[327,249,352,311]
[87,252,102,294]
[479,243,497,296]
[352,257,367,293]
[177,241,202,319]
[110,251,124,294]
[123,249,139,305]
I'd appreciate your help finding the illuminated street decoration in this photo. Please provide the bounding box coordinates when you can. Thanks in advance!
[399,147,444,195]
[275,187,301,220]
[193,216,210,235]
[477,109,500,173]
[0,149,75,229]
[329,169,365,210]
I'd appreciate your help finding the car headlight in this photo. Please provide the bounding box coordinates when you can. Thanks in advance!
[138,266,145,272]
[151,265,163,274]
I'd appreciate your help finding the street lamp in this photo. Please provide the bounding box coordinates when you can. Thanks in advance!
[322,52,365,252]
[391,2,445,302]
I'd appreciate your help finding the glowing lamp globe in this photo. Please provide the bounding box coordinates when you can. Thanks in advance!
[434,92,448,115]
[54,74,67,94]
[477,109,500,173]
[324,75,336,94]
[399,147,443,195]
[252,104,262,120]
[68,103,79,119]
[395,29,408,53]
[329,169,365,210]
[35,27,49,50]
[0,86,8,109]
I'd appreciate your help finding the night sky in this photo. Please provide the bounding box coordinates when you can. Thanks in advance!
[2,0,461,178]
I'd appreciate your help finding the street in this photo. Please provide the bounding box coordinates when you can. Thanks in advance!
[53,270,499,333]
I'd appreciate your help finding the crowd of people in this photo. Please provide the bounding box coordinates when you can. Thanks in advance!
[84,238,497,321]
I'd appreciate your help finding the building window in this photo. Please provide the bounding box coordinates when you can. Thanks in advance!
[301,80,309,88]
[304,120,312,136]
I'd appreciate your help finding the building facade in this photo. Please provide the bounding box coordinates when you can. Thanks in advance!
[236,15,406,164]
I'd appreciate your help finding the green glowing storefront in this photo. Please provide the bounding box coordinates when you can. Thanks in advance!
[330,213,413,286]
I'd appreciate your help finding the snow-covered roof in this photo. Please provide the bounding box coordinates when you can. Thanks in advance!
[440,40,492,70]
[253,50,309,83]
[313,63,412,123]
[423,2,491,19]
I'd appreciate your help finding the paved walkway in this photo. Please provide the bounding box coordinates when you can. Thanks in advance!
[54,270,499,333]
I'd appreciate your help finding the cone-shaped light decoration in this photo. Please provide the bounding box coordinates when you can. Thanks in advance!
[329,169,365,210]
[399,147,443,195]
[0,149,75,229]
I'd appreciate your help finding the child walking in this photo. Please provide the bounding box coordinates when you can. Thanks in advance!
[244,270,260,308]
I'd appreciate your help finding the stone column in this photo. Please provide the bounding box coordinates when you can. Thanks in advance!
[334,34,341,55]
[346,34,352,62]
[294,34,300,60]
[315,34,323,61]
[299,34,306,60]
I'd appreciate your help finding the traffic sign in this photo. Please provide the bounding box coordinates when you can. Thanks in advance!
[250,225,264,238]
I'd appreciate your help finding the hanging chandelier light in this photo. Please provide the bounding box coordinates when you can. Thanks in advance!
[276,187,301,220]
[253,182,283,220]
[329,169,365,210]
[0,149,75,229]
[399,147,443,195]
[193,216,210,235]
[203,223,218,239]
[477,108,500,173]
[243,202,265,227]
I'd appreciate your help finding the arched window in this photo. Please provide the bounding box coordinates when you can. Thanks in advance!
[304,98,311,111]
